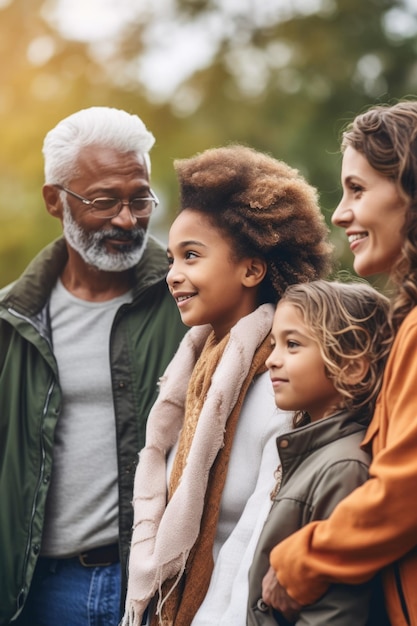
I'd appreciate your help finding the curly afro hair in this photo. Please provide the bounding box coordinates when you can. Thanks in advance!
[174,144,333,303]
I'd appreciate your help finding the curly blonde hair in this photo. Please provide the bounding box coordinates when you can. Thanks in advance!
[279,280,393,426]
[174,145,333,303]
[341,101,417,331]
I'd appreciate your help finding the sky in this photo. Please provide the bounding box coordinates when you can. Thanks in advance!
[48,0,135,41]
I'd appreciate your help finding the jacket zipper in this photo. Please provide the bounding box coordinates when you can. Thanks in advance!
[18,383,55,593]
[7,306,53,347]
[6,308,56,618]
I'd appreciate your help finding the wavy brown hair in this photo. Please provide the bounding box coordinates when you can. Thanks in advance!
[173,145,333,304]
[341,100,417,331]
[279,280,393,427]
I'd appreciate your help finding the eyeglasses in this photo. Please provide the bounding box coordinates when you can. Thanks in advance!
[54,184,159,219]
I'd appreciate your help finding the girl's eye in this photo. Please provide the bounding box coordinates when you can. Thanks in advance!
[287,340,299,349]
[167,256,174,266]
[185,250,198,260]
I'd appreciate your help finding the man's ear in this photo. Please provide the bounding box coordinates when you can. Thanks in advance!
[242,257,267,287]
[43,184,63,219]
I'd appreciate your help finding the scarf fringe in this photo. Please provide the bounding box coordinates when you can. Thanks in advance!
[155,553,187,625]
[120,604,142,626]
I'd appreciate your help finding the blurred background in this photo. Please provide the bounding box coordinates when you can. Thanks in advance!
[1,0,416,287]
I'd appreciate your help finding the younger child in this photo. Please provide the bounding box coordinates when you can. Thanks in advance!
[123,145,332,626]
[247,279,392,626]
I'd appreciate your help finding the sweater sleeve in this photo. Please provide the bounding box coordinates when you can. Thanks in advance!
[270,310,417,606]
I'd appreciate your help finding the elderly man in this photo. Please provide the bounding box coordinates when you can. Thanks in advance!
[0,107,186,625]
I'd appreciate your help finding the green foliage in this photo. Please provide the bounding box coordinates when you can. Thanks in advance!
[0,0,416,286]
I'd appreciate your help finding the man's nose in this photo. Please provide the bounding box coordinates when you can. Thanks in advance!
[110,202,140,229]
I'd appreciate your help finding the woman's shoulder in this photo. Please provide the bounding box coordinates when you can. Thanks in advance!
[391,305,417,356]
[398,305,417,331]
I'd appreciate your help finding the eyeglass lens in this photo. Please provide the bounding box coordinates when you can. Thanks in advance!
[91,197,156,217]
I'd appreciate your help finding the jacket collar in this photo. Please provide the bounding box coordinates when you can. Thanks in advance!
[276,408,369,463]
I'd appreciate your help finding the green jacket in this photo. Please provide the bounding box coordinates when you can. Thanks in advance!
[0,236,186,624]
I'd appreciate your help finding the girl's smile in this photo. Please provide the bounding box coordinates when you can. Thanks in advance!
[174,292,197,306]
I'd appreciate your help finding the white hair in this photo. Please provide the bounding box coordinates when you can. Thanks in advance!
[42,106,155,184]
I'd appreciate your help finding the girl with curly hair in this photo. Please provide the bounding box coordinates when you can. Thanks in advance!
[122,144,332,626]
[248,280,392,626]
[263,100,417,626]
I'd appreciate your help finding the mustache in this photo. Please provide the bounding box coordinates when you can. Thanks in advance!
[95,227,146,243]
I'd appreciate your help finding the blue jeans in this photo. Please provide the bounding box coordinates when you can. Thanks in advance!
[16,557,122,626]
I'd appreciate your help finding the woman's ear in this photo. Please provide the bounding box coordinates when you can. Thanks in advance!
[242,257,267,287]
[43,184,63,219]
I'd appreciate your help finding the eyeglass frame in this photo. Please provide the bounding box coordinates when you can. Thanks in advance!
[53,184,159,219]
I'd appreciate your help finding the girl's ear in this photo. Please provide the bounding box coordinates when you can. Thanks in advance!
[243,257,267,287]
[344,357,369,384]
[43,184,63,219]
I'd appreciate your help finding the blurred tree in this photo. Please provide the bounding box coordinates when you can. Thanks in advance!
[0,0,156,284]
[0,0,416,286]
[107,0,417,279]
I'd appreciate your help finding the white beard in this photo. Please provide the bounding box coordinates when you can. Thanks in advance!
[62,200,149,272]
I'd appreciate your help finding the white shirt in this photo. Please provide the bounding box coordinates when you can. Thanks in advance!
[191,371,293,625]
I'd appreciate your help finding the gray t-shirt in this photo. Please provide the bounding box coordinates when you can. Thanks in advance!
[41,279,132,557]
